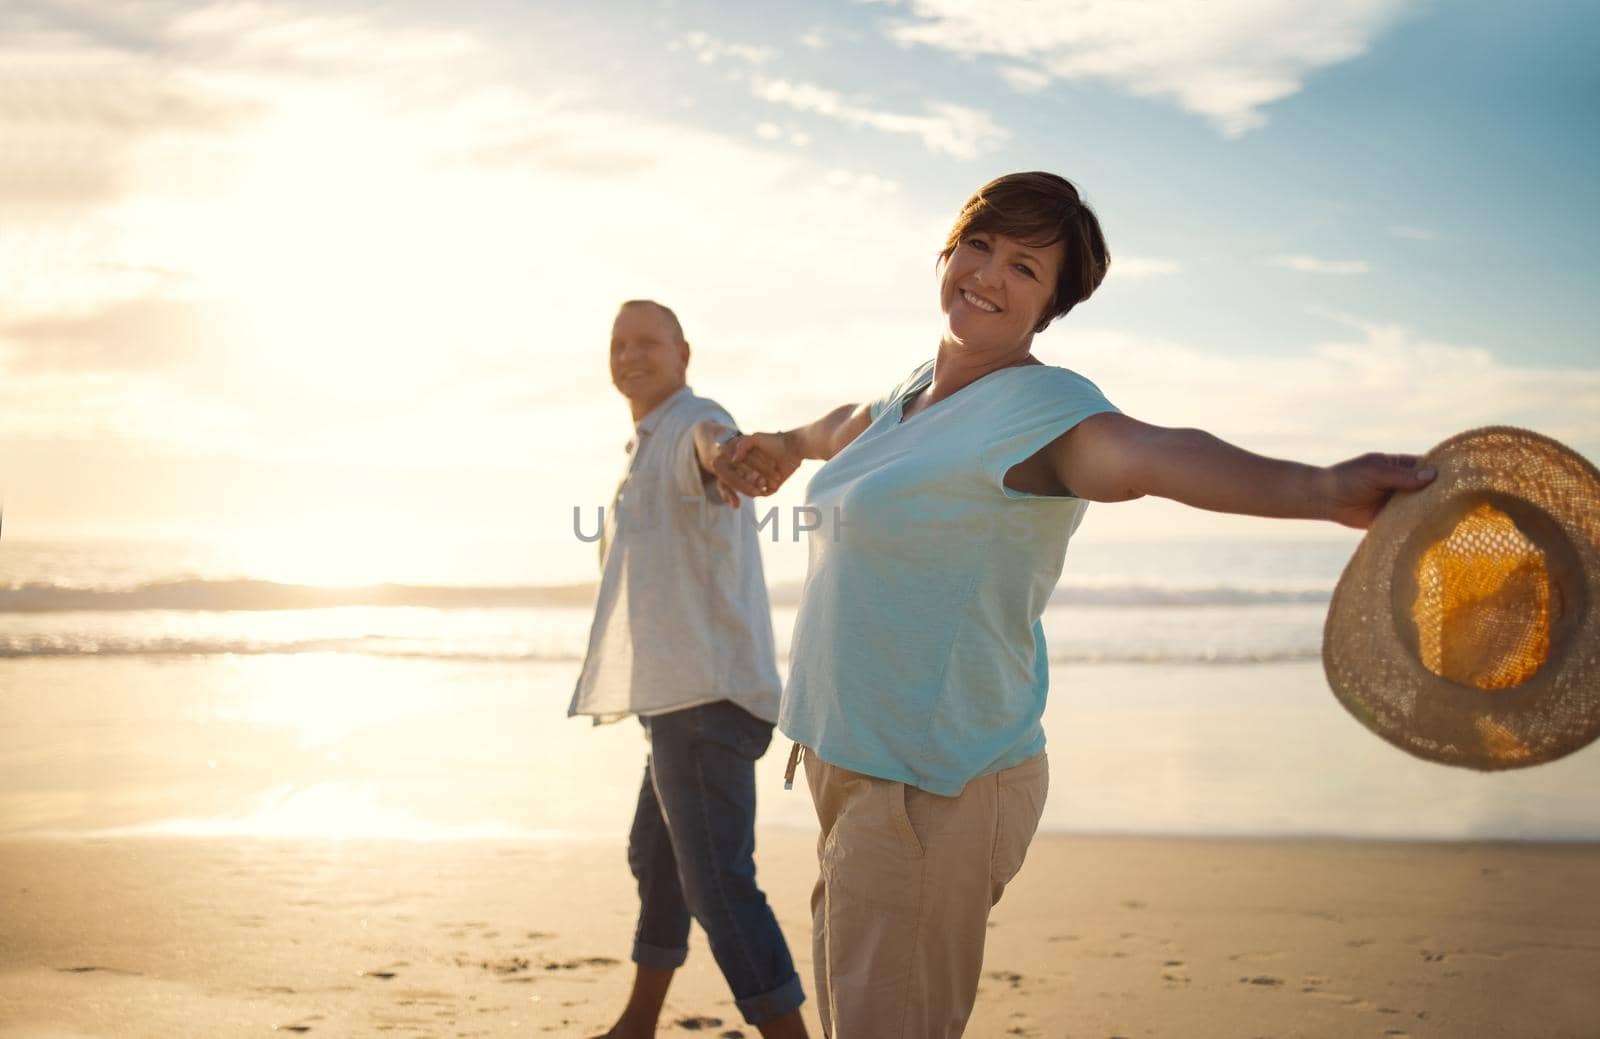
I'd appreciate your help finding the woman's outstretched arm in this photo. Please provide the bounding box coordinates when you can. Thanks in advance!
[1046,412,1435,529]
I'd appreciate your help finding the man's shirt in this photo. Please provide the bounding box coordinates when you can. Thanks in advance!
[569,386,782,723]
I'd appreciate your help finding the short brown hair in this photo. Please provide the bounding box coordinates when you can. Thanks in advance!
[617,299,686,344]
[940,172,1110,330]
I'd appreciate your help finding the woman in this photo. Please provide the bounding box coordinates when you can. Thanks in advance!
[716,171,1434,1037]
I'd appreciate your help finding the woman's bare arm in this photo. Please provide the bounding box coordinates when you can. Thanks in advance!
[723,402,873,496]
[1045,412,1435,529]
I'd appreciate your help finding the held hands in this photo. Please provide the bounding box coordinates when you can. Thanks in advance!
[725,431,803,500]
[1321,453,1437,529]
[699,429,803,508]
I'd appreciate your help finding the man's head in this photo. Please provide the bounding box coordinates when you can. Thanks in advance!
[610,299,690,417]
[939,172,1110,333]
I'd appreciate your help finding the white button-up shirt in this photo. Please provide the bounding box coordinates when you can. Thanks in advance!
[569,386,782,723]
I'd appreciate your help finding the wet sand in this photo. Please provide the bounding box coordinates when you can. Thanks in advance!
[2,833,1596,1038]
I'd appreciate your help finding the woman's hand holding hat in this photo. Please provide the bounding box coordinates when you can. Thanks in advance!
[1324,427,1600,770]
[1320,453,1438,529]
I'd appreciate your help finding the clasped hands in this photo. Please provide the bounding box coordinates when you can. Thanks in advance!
[705,431,802,508]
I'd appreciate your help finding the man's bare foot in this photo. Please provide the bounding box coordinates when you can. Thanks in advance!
[586,965,673,1038]
[755,1008,810,1039]
[583,1019,653,1039]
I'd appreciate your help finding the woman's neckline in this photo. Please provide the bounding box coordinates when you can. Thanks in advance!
[896,356,1044,426]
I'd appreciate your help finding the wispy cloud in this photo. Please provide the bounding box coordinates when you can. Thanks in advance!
[1389,225,1439,241]
[0,46,245,215]
[881,0,1413,137]
[750,77,1007,158]
[1062,319,1600,463]
[664,23,1006,159]
[0,298,213,373]
[754,122,811,147]
[675,30,776,66]
[1113,256,1181,279]
[997,64,1051,93]
[823,168,901,196]
[1,0,945,476]
[1270,254,1371,275]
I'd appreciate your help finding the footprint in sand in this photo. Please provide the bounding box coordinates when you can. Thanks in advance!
[1307,991,1376,1012]
[1161,960,1190,985]
[672,1015,722,1030]
[987,970,1026,989]
[543,956,621,971]
[1239,975,1284,987]
[1227,950,1284,964]
[477,956,531,975]
[58,966,142,976]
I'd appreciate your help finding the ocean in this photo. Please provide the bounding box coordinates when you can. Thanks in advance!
[3,536,1596,842]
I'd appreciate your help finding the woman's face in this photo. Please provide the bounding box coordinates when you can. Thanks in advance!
[939,230,1064,357]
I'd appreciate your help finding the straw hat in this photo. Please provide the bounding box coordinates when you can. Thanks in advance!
[1324,427,1600,770]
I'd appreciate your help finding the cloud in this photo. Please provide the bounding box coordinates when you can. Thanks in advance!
[823,169,901,196]
[1270,254,1371,274]
[1057,318,1600,463]
[0,297,213,373]
[463,127,658,177]
[882,0,1412,137]
[676,30,777,66]
[997,64,1051,93]
[0,44,247,214]
[1390,225,1439,241]
[750,77,1007,158]
[754,121,811,147]
[1112,256,1181,279]
[167,3,478,69]
[0,0,949,480]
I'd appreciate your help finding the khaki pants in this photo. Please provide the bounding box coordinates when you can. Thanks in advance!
[803,749,1049,1038]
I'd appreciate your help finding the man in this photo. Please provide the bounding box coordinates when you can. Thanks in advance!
[572,300,808,1039]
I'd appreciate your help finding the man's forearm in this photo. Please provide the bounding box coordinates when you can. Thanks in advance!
[690,420,735,476]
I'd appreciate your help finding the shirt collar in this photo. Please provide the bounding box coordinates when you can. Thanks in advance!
[634,385,693,438]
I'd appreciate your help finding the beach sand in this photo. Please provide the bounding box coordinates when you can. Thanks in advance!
[2,833,1596,1038]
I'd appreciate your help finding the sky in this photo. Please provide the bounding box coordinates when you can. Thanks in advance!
[2,0,1597,585]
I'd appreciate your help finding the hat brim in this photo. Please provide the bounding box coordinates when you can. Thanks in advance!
[1323,427,1600,770]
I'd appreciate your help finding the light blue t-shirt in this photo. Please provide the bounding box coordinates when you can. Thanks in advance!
[779,358,1118,796]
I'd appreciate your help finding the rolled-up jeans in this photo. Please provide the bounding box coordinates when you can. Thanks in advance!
[629,699,805,1025]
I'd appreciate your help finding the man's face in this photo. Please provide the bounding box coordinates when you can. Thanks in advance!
[609,304,689,412]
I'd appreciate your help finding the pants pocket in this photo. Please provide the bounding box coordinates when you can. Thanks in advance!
[991,753,1048,899]
[820,771,924,911]
[888,781,924,857]
[700,701,773,761]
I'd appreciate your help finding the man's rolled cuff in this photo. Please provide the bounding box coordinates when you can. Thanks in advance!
[735,972,806,1025]
[631,939,688,971]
